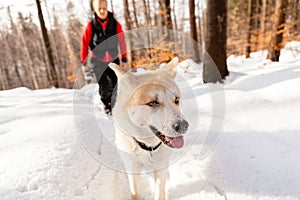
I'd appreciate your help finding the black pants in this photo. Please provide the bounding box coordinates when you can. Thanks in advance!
[91,57,119,109]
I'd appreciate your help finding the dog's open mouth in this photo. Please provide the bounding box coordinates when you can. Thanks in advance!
[149,125,184,149]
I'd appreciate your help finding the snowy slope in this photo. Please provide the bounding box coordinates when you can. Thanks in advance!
[1,44,300,200]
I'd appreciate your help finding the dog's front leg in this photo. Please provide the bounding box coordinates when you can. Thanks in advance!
[154,169,168,200]
[128,173,141,200]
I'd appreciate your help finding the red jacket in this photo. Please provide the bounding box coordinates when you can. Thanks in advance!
[81,14,127,64]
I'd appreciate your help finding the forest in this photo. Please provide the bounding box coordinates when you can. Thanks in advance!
[0,0,299,90]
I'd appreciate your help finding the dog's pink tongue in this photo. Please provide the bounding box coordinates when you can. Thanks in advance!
[166,135,184,148]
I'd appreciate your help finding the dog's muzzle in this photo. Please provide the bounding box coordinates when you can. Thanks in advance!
[172,119,189,134]
[149,119,189,149]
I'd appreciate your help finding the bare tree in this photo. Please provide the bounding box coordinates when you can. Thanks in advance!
[0,31,12,90]
[123,0,133,66]
[198,0,206,50]
[189,0,201,62]
[172,0,178,30]
[203,0,229,83]
[267,0,288,61]
[158,0,173,29]
[165,0,173,29]
[142,0,151,26]
[260,0,267,50]
[123,0,132,30]
[292,0,299,35]
[0,25,7,89]
[7,8,24,88]
[35,0,59,87]
[158,0,166,27]
[132,0,139,28]
[246,0,256,58]
[17,13,40,89]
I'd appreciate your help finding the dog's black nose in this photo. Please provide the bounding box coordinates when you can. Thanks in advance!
[172,119,189,134]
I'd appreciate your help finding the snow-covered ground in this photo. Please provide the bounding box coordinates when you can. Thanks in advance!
[1,42,300,200]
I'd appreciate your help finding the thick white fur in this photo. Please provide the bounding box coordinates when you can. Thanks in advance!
[109,57,187,200]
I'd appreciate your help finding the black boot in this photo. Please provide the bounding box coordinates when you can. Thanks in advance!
[103,102,112,115]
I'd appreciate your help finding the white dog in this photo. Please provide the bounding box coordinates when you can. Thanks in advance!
[108,57,189,200]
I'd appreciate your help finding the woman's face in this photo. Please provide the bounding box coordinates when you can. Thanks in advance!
[93,0,108,20]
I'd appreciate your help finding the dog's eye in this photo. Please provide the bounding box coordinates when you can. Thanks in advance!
[147,101,160,107]
[174,97,180,105]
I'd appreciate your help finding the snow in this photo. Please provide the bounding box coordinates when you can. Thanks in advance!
[1,42,300,200]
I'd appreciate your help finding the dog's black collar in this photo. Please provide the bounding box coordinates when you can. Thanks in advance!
[134,138,162,152]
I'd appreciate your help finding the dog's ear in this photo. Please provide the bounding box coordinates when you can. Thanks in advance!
[108,63,127,77]
[164,57,178,79]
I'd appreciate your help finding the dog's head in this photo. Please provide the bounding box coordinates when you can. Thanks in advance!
[109,57,189,149]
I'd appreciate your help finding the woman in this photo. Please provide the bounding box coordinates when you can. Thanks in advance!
[81,0,127,115]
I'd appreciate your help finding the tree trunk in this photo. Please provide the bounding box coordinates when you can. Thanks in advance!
[165,0,173,29]
[260,0,267,50]
[158,0,166,27]
[143,0,151,26]
[293,0,299,35]
[172,0,178,30]
[18,30,39,89]
[123,0,135,66]
[0,65,8,90]
[267,0,288,61]
[132,0,139,28]
[158,0,173,29]
[35,0,59,88]
[203,0,229,83]
[189,0,201,62]
[2,67,11,90]
[146,0,152,25]
[198,1,206,50]
[246,0,257,58]
[123,0,132,30]
[196,2,202,48]
[6,8,27,89]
